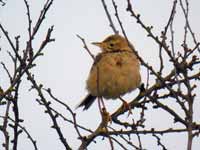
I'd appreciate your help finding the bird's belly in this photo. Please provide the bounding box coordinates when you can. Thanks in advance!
[86,54,140,99]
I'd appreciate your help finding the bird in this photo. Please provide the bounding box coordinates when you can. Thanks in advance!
[76,34,141,110]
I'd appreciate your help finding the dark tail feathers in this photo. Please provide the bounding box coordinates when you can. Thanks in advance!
[76,94,97,110]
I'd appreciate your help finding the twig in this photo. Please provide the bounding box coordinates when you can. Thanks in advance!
[159,0,177,73]
[26,71,72,150]
[24,0,34,59]
[0,0,5,6]
[108,136,129,150]
[12,79,22,150]
[107,127,200,136]
[76,34,95,60]
[1,62,12,82]
[179,0,200,52]
[31,0,54,38]
[100,0,119,34]
[0,115,38,150]
[43,88,83,139]
[126,0,176,63]
[79,109,110,149]
[2,101,11,150]
[136,133,142,150]
[153,134,167,150]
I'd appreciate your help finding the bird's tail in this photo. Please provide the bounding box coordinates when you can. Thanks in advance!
[76,94,97,110]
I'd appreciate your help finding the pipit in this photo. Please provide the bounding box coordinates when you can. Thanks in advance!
[77,34,141,111]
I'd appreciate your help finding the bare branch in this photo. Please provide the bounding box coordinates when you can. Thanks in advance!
[100,0,119,34]
[76,34,95,60]
[0,115,38,150]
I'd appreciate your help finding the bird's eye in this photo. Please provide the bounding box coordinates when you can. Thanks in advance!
[109,43,114,47]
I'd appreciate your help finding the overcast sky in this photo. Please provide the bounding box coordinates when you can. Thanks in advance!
[0,0,200,149]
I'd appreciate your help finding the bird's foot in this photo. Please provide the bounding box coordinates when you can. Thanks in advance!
[101,107,112,125]
[119,97,132,116]
[123,101,132,116]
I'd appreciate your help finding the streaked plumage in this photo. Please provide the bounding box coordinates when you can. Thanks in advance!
[77,34,141,110]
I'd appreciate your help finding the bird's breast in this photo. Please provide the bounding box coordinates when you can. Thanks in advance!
[86,52,141,99]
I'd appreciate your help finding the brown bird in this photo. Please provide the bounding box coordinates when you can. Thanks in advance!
[77,34,141,110]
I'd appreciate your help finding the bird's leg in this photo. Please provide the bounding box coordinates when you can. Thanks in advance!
[97,96,106,113]
[119,97,132,116]
[100,97,106,110]
[97,96,103,114]
[97,97,112,123]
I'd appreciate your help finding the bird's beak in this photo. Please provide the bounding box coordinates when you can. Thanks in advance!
[91,42,102,47]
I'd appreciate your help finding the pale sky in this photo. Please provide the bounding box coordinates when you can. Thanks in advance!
[0,0,200,149]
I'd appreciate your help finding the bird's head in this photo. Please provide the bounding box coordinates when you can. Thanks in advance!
[92,34,130,52]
